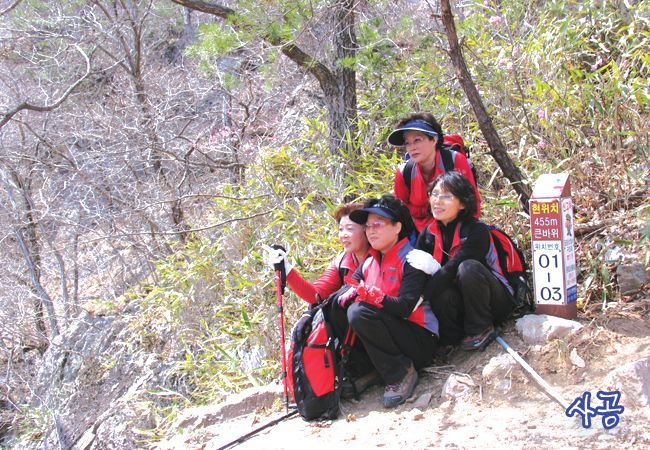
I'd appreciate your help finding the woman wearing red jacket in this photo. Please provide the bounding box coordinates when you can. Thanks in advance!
[339,195,439,408]
[266,203,371,304]
[266,203,379,396]
[389,113,481,232]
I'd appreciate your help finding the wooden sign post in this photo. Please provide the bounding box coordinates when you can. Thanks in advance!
[529,173,577,320]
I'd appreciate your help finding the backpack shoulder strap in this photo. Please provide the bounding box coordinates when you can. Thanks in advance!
[439,146,455,173]
[334,252,347,285]
[402,159,416,191]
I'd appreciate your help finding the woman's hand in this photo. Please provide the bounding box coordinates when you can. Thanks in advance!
[338,285,358,307]
[407,249,441,276]
[263,245,293,275]
[356,281,385,308]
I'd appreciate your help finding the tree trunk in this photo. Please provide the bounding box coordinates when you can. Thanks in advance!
[1,167,59,338]
[440,0,531,208]
[332,0,358,151]
[171,0,359,158]
[16,170,71,326]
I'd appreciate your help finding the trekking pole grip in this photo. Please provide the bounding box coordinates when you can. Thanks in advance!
[272,244,287,295]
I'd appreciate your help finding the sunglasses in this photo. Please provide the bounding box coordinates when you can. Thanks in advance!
[364,221,390,230]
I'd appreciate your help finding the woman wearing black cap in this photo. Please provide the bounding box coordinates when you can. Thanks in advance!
[387,113,481,232]
[338,194,439,408]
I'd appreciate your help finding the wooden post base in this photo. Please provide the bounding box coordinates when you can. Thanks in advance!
[535,302,577,320]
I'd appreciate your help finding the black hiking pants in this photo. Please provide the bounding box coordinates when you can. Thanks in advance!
[346,302,437,385]
[432,259,514,346]
[324,299,376,379]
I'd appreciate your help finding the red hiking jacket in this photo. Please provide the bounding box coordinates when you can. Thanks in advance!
[287,251,367,304]
[394,149,481,232]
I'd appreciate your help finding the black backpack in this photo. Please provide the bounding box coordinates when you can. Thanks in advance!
[286,299,354,421]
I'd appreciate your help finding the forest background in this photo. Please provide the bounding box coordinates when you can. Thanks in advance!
[0,0,649,448]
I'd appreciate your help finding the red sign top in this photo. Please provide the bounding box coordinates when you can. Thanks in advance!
[530,199,562,241]
[531,173,571,199]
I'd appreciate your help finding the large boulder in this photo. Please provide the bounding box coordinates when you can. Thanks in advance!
[36,310,180,450]
[604,357,650,407]
[169,385,284,433]
[156,385,285,450]
[516,314,583,345]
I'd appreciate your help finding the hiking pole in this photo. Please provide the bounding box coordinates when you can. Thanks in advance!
[493,329,570,410]
[216,409,299,450]
[264,244,291,414]
[275,266,290,414]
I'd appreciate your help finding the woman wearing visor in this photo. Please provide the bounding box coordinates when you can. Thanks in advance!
[388,113,481,232]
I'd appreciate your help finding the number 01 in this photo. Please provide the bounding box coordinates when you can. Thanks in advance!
[538,253,559,268]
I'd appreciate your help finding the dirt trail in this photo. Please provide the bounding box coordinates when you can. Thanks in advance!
[182,310,650,450]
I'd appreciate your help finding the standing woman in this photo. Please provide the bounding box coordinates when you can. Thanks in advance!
[411,172,515,356]
[266,203,371,304]
[340,195,438,408]
[388,113,481,232]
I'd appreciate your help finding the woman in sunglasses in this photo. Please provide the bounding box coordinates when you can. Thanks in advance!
[412,171,516,359]
[337,194,439,408]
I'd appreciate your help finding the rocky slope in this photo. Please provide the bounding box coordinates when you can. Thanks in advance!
[156,305,650,450]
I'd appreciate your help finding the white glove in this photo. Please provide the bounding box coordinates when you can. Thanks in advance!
[263,245,293,275]
[407,249,441,276]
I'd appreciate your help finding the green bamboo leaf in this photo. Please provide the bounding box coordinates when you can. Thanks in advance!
[240,303,251,329]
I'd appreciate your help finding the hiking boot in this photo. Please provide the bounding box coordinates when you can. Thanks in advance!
[461,325,495,351]
[382,364,418,408]
[434,344,456,365]
[341,369,382,399]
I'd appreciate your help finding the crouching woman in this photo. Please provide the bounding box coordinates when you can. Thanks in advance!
[413,171,516,355]
[340,194,438,408]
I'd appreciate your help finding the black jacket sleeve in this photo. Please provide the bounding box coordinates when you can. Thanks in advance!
[421,220,491,302]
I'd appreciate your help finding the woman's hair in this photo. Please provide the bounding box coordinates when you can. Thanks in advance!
[427,171,477,222]
[334,202,364,224]
[394,112,444,150]
[363,194,414,242]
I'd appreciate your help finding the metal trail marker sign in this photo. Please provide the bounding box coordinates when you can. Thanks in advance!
[530,173,577,320]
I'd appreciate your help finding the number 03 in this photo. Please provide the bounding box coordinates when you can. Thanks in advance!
[541,286,562,301]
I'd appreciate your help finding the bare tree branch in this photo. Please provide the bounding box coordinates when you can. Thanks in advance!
[0,45,91,130]
[0,0,23,16]
[0,167,59,338]
[170,0,338,96]
[73,208,276,248]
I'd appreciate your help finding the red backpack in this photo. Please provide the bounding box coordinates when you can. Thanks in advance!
[286,300,355,421]
[487,225,532,312]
